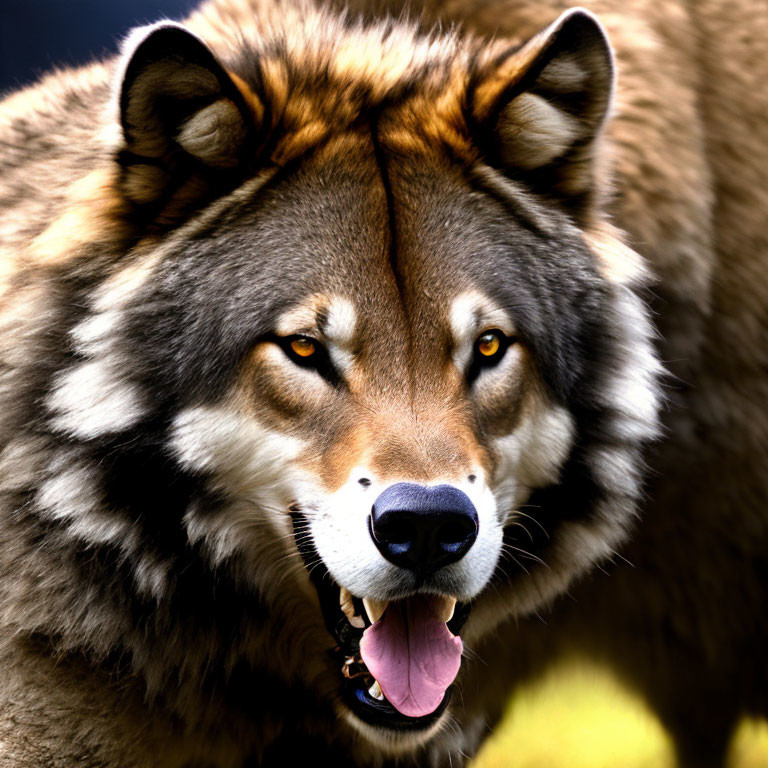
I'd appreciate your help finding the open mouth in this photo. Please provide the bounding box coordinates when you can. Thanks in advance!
[292,513,472,732]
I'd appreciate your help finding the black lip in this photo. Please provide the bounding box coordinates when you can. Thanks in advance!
[291,511,470,729]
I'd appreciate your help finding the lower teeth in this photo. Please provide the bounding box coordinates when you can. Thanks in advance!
[368,680,385,701]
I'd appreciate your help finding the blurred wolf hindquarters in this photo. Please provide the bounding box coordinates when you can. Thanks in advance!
[0,0,765,764]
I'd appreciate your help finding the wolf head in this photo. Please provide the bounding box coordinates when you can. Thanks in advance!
[20,2,660,753]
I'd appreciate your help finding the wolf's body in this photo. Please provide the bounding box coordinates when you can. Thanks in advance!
[0,0,765,767]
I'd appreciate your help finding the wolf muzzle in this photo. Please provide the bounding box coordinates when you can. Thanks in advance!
[369,483,479,576]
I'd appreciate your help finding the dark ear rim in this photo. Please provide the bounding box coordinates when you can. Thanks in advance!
[118,22,253,153]
[470,8,615,144]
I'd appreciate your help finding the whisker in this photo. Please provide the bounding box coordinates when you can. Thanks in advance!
[502,552,530,575]
[505,520,534,543]
[512,509,549,538]
[501,542,547,568]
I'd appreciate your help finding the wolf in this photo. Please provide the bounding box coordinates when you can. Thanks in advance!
[0,0,765,766]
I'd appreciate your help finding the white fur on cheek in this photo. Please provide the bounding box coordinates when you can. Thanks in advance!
[492,398,576,519]
[170,405,308,566]
[47,358,145,439]
[47,254,161,439]
[467,272,663,636]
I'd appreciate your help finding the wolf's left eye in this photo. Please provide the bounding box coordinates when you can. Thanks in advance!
[468,330,514,382]
[474,330,508,364]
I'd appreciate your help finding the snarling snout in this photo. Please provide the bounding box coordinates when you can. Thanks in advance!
[294,456,503,737]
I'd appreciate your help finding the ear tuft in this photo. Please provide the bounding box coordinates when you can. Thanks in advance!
[117,22,259,212]
[496,91,584,170]
[176,99,249,168]
[473,8,614,214]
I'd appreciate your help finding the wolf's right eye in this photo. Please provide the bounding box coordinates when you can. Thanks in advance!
[290,337,317,358]
[277,335,340,386]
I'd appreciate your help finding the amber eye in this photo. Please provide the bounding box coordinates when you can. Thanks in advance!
[469,330,511,381]
[290,337,316,358]
[477,332,502,358]
[278,335,339,384]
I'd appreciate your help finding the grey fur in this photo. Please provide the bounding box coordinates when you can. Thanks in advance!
[0,0,765,766]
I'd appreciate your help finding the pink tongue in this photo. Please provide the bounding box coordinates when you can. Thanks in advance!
[359,595,463,718]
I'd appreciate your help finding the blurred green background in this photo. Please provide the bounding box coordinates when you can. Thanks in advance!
[471,658,768,768]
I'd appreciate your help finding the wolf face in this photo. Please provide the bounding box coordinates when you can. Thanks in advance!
[3,3,661,757]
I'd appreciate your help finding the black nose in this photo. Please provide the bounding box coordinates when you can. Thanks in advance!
[369,483,479,576]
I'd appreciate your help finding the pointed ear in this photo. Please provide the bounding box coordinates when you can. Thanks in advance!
[471,9,614,216]
[117,22,262,214]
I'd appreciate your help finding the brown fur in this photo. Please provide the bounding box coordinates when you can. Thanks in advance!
[0,0,765,767]
[346,1,768,765]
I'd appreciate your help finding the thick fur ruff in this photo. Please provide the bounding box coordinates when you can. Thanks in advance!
[0,1,765,766]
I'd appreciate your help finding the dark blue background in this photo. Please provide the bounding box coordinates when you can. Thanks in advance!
[1,0,200,95]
